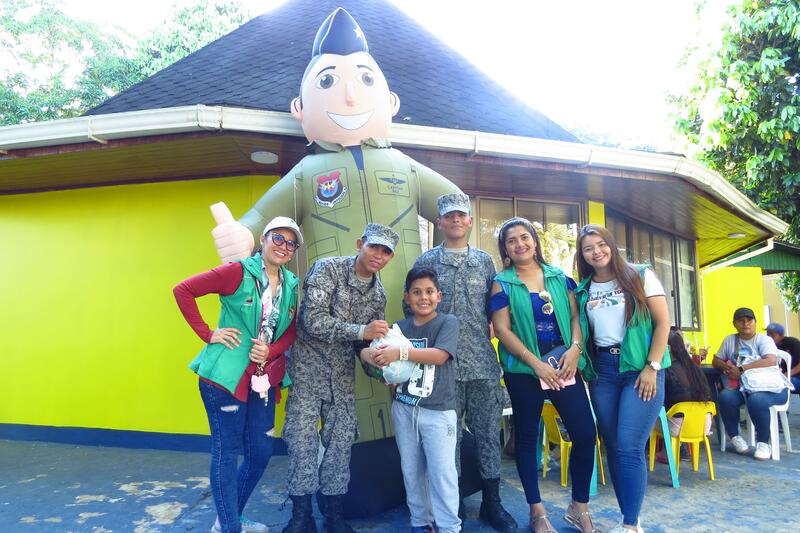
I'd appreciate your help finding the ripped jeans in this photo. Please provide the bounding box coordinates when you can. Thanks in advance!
[199,379,275,533]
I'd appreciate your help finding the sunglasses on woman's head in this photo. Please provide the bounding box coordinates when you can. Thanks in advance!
[269,232,299,251]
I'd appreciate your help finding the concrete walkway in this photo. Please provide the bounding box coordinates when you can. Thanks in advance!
[2,410,799,532]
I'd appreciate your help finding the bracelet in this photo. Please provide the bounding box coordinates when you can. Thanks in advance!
[520,349,531,364]
[572,340,583,354]
[400,345,409,361]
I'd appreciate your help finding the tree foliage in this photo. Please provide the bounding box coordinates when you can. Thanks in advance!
[675,0,800,310]
[1,0,250,125]
[136,0,249,78]
[0,0,138,124]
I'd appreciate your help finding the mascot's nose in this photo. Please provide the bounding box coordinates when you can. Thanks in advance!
[345,81,357,106]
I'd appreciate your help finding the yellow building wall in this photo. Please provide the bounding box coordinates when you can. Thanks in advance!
[586,200,605,225]
[698,266,765,356]
[0,175,286,436]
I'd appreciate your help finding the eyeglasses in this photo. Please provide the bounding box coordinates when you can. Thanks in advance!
[269,232,299,252]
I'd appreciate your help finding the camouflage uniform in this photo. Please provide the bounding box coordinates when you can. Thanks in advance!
[283,255,387,496]
[413,244,503,480]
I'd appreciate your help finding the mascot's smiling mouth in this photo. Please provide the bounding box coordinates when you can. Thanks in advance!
[327,110,374,130]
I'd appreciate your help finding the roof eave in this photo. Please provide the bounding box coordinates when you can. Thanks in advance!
[0,105,788,236]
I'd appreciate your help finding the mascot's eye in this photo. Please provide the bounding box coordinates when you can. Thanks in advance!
[360,72,374,86]
[316,73,339,89]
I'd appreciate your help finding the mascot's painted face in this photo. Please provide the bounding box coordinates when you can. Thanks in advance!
[292,52,400,147]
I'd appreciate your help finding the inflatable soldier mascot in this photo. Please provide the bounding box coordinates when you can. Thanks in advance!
[209,5,464,526]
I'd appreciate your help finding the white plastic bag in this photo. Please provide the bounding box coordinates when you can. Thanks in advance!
[369,324,416,384]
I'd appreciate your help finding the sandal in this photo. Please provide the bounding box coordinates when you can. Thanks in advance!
[565,502,601,533]
[531,513,557,533]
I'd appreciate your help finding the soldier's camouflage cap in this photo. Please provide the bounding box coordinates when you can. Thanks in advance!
[437,192,471,216]
[362,223,399,252]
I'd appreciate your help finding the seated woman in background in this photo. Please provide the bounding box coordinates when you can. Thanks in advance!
[658,332,713,462]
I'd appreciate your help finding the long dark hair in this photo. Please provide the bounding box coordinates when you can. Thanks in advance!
[497,217,547,269]
[576,224,648,323]
[667,332,712,402]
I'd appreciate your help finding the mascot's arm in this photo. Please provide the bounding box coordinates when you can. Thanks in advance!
[239,164,305,243]
[413,159,464,222]
[300,261,364,343]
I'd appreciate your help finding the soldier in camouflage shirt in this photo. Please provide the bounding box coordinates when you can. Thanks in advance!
[282,223,398,533]
[411,193,517,532]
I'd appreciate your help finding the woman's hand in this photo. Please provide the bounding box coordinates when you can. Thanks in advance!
[533,358,563,391]
[556,345,580,381]
[635,368,658,401]
[373,345,400,367]
[249,338,269,364]
[210,327,241,349]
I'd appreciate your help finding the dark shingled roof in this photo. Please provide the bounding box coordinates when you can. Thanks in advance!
[87,0,578,142]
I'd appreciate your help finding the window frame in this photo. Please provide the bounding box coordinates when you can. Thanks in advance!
[606,209,701,331]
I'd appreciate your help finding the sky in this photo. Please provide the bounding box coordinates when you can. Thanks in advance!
[54,0,738,151]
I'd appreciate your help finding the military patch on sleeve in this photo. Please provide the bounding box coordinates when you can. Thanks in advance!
[315,169,349,208]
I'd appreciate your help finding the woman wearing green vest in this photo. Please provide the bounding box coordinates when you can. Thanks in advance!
[489,217,598,533]
[174,217,302,533]
[574,224,670,533]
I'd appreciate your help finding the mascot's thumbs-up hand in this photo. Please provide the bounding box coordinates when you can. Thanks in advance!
[210,202,255,263]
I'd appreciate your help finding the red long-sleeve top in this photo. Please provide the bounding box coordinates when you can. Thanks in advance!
[173,262,296,402]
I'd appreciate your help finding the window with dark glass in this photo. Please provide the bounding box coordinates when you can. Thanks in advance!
[606,211,701,330]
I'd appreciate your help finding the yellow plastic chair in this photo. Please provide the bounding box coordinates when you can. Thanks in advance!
[649,401,716,481]
[541,402,605,487]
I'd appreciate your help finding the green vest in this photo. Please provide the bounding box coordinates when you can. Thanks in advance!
[188,254,299,394]
[495,263,595,380]
[574,264,671,375]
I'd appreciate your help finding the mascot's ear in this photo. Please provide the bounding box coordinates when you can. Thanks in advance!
[290,97,303,122]
[389,92,400,117]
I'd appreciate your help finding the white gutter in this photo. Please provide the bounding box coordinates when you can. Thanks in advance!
[0,104,788,236]
[700,238,775,275]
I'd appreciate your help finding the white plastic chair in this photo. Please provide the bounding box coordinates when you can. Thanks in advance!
[745,351,793,460]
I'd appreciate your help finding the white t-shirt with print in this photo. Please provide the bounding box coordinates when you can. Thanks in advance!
[586,268,665,347]
[716,333,777,366]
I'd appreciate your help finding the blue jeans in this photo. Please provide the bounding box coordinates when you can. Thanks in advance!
[589,350,664,527]
[718,387,789,443]
[791,376,800,393]
[199,380,276,533]
[392,402,461,533]
[504,372,596,505]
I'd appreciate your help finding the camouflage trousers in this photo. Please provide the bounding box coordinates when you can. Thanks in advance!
[282,382,358,496]
[455,378,504,480]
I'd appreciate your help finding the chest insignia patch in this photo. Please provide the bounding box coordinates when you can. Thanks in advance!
[315,171,348,208]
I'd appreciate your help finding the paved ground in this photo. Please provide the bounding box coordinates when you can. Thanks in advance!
[2,406,799,532]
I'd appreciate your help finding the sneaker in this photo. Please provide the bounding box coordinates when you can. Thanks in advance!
[754,442,771,460]
[730,435,749,454]
[608,524,642,533]
[212,516,268,533]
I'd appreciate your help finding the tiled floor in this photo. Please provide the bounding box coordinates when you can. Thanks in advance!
[2,407,799,532]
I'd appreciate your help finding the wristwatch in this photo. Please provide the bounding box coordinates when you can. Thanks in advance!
[647,360,662,372]
[737,365,744,374]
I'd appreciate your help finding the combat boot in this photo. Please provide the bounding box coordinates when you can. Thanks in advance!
[478,478,517,532]
[322,494,355,533]
[282,494,317,533]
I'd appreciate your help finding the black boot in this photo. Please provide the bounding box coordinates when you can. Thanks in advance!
[282,494,317,533]
[478,478,517,532]
[322,494,355,533]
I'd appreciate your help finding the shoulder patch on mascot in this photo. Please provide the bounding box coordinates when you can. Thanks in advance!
[315,170,348,208]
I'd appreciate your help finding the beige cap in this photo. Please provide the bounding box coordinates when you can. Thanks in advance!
[262,216,304,245]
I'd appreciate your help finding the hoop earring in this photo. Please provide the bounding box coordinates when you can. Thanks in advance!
[503,257,511,268]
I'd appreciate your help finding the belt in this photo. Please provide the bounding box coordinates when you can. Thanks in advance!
[596,345,621,355]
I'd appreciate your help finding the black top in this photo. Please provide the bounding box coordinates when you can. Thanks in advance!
[777,336,800,373]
